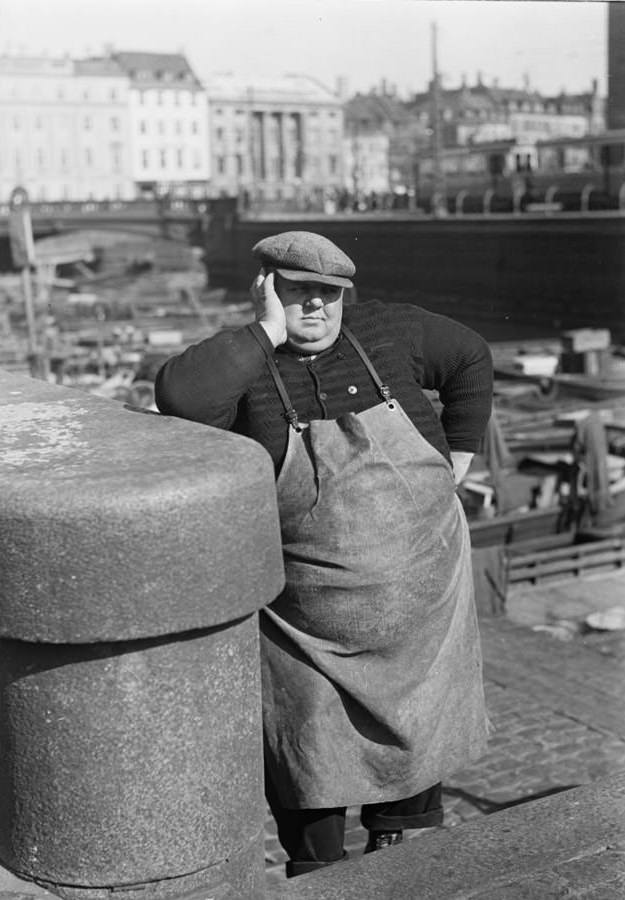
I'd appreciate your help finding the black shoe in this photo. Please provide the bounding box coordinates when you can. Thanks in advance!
[364,830,403,853]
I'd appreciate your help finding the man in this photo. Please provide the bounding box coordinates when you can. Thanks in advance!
[156,231,492,877]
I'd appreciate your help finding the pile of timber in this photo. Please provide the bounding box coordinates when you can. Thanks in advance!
[507,534,625,586]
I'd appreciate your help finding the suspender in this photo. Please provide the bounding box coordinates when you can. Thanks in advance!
[341,325,392,404]
[249,327,303,431]
[251,324,393,431]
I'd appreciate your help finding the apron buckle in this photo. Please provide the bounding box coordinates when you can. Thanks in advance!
[380,384,394,407]
[285,408,303,432]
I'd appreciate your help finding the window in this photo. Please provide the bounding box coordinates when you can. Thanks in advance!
[85,148,93,166]
[175,120,182,135]
[177,148,184,168]
[217,156,225,174]
[328,154,338,175]
[142,150,149,169]
[140,121,147,134]
[84,116,92,130]
[216,127,224,141]
[160,149,167,168]
[191,121,199,135]
[111,117,120,132]
[37,149,45,170]
[158,120,165,135]
[236,154,244,175]
[110,88,118,101]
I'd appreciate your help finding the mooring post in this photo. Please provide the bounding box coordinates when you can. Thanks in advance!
[0,371,284,900]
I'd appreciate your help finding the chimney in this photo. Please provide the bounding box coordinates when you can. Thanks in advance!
[335,75,349,100]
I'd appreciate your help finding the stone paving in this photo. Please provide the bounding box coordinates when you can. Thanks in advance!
[265,575,625,888]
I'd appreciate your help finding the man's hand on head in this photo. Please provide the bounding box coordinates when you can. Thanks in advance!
[251,269,287,348]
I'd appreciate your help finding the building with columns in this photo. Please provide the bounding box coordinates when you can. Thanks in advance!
[0,54,134,203]
[205,74,344,206]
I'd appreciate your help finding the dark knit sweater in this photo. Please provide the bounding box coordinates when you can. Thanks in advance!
[155,300,493,469]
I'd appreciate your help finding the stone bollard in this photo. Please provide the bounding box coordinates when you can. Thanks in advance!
[0,371,284,900]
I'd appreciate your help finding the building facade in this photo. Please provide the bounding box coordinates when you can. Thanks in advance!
[343,87,430,203]
[112,52,210,199]
[0,54,134,203]
[205,74,344,206]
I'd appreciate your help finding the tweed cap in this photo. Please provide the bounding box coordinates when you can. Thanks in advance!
[252,231,355,288]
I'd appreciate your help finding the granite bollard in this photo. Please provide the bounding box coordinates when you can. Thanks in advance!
[0,371,285,899]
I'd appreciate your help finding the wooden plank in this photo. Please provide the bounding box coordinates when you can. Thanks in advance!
[510,538,624,567]
[505,531,576,557]
[510,549,625,582]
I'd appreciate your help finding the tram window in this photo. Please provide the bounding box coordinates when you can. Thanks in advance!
[600,144,625,167]
[488,153,505,176]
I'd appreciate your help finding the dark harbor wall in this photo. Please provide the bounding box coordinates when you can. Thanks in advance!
[207,210,625,343]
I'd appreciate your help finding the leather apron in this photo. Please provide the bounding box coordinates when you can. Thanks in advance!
[259,326,489,809]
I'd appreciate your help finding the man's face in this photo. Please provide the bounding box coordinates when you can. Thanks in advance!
[275,274,343,354]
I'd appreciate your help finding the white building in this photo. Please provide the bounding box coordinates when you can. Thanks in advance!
[0,54,133,203]
[112,51,210,199]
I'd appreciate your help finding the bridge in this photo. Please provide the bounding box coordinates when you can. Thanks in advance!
[0,197,216,245]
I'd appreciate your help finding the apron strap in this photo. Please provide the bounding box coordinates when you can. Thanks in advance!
[249,327,303,431]
[341,325,393,405]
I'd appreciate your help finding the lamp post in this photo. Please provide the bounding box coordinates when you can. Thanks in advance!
[8,186,42,377]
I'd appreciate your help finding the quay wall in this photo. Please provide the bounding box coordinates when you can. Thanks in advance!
[208,211,625,342]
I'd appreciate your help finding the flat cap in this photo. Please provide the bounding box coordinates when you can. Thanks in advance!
[252,231,355,289]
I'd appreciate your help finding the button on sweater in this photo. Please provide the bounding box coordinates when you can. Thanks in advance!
[155,300,493,470]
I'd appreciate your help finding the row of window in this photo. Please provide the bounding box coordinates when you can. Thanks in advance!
[4,113,206,136]
[137,90,200,107]
[213,153,339,178]
[140,148,204,170]
[5,147,125,172]
[5,114,123,131]
[139,119,201,135]
[0,84,125,103]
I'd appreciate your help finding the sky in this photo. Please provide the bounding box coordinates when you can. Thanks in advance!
[0,0,609,98]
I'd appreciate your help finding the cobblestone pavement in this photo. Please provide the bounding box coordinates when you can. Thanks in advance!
[265,592,625,888]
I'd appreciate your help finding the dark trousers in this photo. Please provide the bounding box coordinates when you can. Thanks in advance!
[266,772,443,869]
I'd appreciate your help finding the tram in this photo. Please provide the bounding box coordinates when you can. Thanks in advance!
[414,130,625,214]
